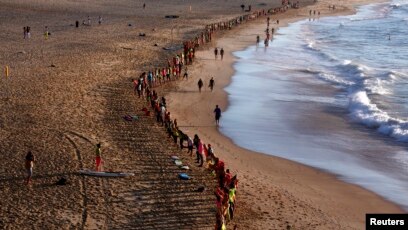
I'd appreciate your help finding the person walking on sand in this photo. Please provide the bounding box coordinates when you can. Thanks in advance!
[25,151,35,184]
[214,105,222,126]
[198,78,203,92]
[187,136,194,156]
[98,16,102,25]
[95,143,103,171]
[209,77,215,92]
[220,48,224,60]
[214,47,218,59]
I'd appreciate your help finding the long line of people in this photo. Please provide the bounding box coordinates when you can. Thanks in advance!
[130,5,294,230]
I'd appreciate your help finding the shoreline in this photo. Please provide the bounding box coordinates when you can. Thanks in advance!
[166,0,403,228]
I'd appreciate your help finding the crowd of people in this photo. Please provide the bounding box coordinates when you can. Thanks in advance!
[128,4,297,94]
[137,86,237,229]
[128,3,296,229]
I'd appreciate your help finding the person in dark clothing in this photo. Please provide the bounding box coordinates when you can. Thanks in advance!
[198,78,203,92]
[209,77,215,91]
[193,134,200,163]
[214,105,222,126]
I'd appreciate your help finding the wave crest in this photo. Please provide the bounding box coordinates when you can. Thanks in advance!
[349,91,408,141]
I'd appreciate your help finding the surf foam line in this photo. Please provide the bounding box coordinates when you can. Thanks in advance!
[349,90,408,141]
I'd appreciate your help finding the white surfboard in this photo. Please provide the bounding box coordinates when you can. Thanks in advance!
[79,169,135,177]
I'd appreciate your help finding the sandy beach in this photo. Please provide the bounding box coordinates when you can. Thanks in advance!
[166,0,404,229]
[0,0,403,229]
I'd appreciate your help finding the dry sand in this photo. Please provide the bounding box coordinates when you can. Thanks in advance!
[0,0,402,229]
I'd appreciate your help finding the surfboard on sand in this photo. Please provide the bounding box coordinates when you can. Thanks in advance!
[179,173,191,180]
[79,169,135,177]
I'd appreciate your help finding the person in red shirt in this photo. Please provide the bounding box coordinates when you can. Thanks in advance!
[224,169,232,188]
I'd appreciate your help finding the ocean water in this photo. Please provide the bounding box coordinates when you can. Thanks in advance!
[221,0,408,210]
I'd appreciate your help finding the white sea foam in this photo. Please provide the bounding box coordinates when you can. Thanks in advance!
[363,78,391,95]
[223,1,408,211]
[349,91,408,141]
[307,40,315,49]
[343,59,352,65]
[389,70,408,78]
[318,72,354,86]
[338,60,369,81]
[391,3,401,9]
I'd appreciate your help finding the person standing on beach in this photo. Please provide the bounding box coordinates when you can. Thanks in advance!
[198,139,204,167]
[95,143,103,171]
[198,78,203,92]
[98,16,102,25]
[44,26,49,40]
[214,105,221,126]
[27,26,31,39]
[220,48,224,60]
[193,134,200,162]
[136,80,142,98]
[207,144,215,164]
[160,104,166,126]
[25,151,35,184]
[214,48,218,59]
[88,16,91,25]
[209,77,215,92]
[23,27,27,39]
[187,136,194,156]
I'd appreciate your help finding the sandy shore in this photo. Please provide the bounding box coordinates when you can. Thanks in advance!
[166,0,404,229]
[0,0,402,229]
